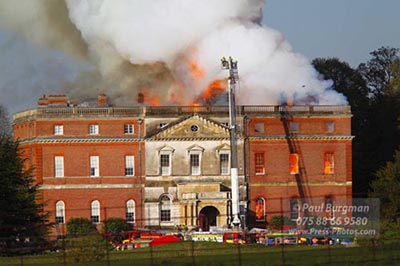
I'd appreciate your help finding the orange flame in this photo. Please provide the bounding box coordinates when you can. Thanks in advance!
[201,80,226,100]
[189,61,206,80]
[139,89,161,106]
[190,79,227,105]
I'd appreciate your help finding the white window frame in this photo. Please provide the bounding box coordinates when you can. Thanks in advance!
[255,152,265,175]
[190,153,201,175]
[124,124,134,134]
[91,200,100,224]
[54,125,63,135]
[125,155,135,176]
[160,154,171,176]
[187,144,204,176]
[220,153,230,175]
[54,156,64,178]
[55,201,65,224]
[126,200,135,224]
[160,195,171,222]
[90,156,99,177]
[158,146,175,176]
[89,124,99,135]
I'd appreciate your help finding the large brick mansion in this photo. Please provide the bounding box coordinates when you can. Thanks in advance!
[13,94,353,235]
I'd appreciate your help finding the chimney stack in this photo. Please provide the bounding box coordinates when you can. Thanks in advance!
[97,94,108,106]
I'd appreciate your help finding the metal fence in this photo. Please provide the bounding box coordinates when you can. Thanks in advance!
[1,235,400,266]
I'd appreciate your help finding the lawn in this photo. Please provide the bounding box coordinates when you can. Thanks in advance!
[1,241,399,266]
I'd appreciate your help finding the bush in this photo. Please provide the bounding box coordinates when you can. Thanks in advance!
[269,216,290,230]
[103,217,128,235]
[67,218,95,236]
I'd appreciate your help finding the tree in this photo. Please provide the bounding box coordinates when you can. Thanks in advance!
[312,57,371,195]
[370,149,400,240]
[370,149,400,222]
[313,57,369,111]
[358,46,400,100]
[0,105,12,137]
[358,47,400,193]
[0,135,50,254]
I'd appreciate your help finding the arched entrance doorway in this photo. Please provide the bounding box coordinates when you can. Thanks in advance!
[198,206,219,231]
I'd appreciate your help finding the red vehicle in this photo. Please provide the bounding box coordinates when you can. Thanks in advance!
[115,230,182,250]
[223,231,247,244]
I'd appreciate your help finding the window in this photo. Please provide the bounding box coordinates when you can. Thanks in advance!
[255,197,265,221]
[89,124,99,135]
[220,153,229,175]
[254,122,265,133]
[159,123,169,129]
[91,200,100,224]
[324,197,334,219]
[55,201,65,224]
[289,153,299,174]
[190,154,200,175]
[221,122,229,127]
[126,200,135,224]
[190,124,199,132]
[125,155,134,176]
[255,153,265,175]
[160,195,171,222]
[160,154,171,175]
[290,198,299,222]
[90,156,99,177]
[124,124,134,134]
[289,122,299,133]
[54,125,63,135]
[54,156,64,177]
[325,122,335,133]
[324,153,334,174]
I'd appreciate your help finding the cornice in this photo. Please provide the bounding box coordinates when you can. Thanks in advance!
[249,135,354,141]
[20,137,141,144]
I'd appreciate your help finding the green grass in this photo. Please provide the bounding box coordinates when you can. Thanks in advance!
[1,241,400,266]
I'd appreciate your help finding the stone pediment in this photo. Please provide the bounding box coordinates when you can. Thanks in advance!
[148,114,230,140]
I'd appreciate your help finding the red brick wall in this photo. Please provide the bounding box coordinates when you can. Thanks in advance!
[44,188,143,226]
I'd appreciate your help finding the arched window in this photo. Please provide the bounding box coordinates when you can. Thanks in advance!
[160,195,171,222]
[126,200,135,224]
[91,200,100,224]
[290,198,299,222]
[55,201,65,224]
[255,197,265,221]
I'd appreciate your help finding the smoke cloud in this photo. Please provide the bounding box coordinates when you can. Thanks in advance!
[0,0,346,114]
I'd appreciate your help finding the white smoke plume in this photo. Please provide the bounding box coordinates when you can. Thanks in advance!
[0,0,347,114]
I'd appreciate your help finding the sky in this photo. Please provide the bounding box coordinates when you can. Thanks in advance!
[263,0,400,67]
[1,0,400,116]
